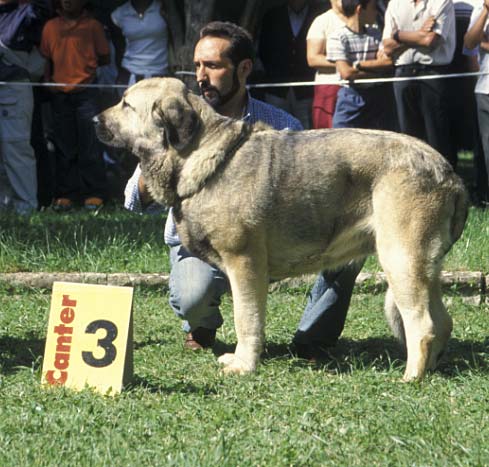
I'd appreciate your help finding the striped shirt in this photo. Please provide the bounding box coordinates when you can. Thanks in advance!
[327,25,382,64]
[124,94,302,246]
[327,25,382,86]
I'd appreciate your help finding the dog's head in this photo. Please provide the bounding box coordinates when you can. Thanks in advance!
[95,77,201,155]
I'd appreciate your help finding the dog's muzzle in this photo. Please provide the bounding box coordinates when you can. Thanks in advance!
[93,114,114,144]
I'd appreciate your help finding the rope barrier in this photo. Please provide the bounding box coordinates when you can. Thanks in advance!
[0,70,487,90]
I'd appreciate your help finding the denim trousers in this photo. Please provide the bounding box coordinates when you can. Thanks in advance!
[168,244,362,345]
[51,88,107,200]
[0,83,38,214]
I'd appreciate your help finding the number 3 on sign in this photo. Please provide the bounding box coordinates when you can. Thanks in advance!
[42,282,134,395]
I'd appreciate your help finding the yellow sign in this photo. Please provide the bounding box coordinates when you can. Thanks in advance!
[42,282,134,395]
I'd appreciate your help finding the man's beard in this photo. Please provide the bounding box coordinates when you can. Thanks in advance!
[199,69,240,109]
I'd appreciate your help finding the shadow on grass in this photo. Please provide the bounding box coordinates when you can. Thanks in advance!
[1,334,486,385]
[262,336,489,377]
[127,375,219,395]
[0,334,44,375]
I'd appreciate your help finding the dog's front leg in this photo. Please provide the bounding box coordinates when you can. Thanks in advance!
[218,249,268,375]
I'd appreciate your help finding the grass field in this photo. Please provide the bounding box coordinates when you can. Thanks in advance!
[0,205,488,274]
[0,204,488,466]
[0,287,487,466]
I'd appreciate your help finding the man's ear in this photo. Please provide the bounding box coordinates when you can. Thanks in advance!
[151,96,200,151]
[237,58,253,82]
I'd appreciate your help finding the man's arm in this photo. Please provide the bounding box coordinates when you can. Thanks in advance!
[335,54,393,81]
[307,38,337,74]
[383,17,438,57]
[464,2,489,50]
[124,165,164,213]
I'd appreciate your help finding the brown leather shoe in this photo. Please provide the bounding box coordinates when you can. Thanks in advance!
[184,327,217,350]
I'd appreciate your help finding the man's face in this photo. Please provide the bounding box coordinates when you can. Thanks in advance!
[193,36,242,109]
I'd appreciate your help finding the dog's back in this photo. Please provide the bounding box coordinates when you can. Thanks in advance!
[223,126,468,277]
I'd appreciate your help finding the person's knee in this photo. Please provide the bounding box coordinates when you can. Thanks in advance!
[169,269,223,323]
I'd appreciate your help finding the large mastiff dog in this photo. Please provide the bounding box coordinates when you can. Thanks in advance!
[96,77,468,381]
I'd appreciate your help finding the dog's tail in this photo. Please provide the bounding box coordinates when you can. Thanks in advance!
[448,179,469,247]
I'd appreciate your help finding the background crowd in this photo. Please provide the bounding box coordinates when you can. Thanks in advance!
[1,0,488,217]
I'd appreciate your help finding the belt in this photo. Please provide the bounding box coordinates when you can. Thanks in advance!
[396,64,449,72]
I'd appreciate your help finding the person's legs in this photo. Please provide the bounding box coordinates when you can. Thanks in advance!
[332,87,365,128]
[419,77,457,167]
[393,70,425,140]
[312,84,340,129]
[476,92,489,202]
[51,92,80,201]
[289,88,313,130]
[293,260,364,348]
[0,85,38,214]
[168,245,230,333]
[74,88,107,201]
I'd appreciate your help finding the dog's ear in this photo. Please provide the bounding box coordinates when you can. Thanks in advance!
[152,96,200,151]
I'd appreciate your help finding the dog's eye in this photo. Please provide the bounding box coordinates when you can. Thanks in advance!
[122,100,134,110]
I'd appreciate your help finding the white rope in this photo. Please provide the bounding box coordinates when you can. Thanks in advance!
[0,70,487,89]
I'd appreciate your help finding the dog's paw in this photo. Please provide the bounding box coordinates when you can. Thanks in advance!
[218,353,254,375]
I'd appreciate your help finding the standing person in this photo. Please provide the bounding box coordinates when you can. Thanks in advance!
[40,0,110,211]
[464,0,489,205]
[109,0,174,199]
[306,0,347,129]
[125,21,361,358]
[111,0,172,89]
[327,0,393,129]
[258,0,324,129]
[382,0,457,167]
[0,0,52,215]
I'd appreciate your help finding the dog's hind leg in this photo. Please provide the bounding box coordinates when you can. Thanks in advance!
[384,287,406,349]
[373,186,453,381]
[217,239,269,375]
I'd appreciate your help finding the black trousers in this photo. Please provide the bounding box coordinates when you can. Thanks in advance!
[393,65,457,167]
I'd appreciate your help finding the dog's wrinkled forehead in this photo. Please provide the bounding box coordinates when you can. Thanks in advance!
[123,77,188,110]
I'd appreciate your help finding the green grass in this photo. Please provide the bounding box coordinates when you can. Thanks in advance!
[0,205,488,274]
[0,287,487,466]
[0,207,169,274]
[0,170,487,465]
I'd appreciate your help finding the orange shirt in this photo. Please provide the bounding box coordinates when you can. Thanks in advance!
[40,12,109,92]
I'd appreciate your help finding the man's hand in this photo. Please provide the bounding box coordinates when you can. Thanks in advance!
[138,174,155,206]
[421,16,436,32]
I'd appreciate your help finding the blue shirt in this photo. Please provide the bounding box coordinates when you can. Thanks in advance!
[0,0,51,52]
[124,94,302,245]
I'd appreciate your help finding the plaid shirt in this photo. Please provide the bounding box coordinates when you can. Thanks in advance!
[124,94,302,245]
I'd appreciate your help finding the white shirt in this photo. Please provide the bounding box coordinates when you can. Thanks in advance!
[468,4,489,93]
[111,0,169,75]
[382,0,456,66]
[306,9,345,83]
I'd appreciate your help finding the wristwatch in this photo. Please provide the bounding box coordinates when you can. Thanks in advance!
[354,61,362,71]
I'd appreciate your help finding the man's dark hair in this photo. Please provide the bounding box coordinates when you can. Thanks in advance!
[341,0,370,17]
[199,21,255,65]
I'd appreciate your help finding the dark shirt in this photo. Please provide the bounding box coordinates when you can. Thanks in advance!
[258,3,325,98]
[0,0,52,52]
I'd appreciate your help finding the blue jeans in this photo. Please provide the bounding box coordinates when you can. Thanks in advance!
[169,244,362,345]
[333,85,389,130]
[293,260,365,346]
